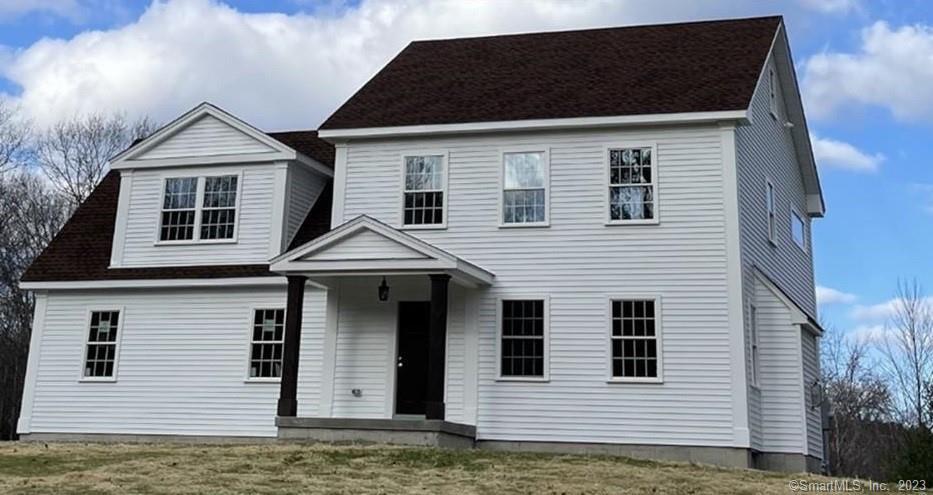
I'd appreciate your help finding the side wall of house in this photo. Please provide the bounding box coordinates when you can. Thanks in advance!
[753,280,806,453]
[736,55,818,454]
[19,285,326,438]
[801,329,823,457]
[337,124,739,446]
[285,163,328,245]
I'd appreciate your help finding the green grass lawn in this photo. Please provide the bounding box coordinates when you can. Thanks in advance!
[0,442,866,494]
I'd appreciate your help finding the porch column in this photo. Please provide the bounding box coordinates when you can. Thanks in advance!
[277,275,306,417]
[426,274,451,420]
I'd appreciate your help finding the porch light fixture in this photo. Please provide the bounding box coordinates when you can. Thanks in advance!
[378,277,390,302]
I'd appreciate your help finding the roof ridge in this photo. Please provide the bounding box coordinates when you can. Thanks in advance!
[408,15,783,45]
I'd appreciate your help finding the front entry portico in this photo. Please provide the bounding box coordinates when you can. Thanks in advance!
[269,215,494,430]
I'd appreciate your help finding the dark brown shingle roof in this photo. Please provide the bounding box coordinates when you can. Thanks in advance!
[320,16,780,130]
[21,131,334,283]
[267,130,335,168]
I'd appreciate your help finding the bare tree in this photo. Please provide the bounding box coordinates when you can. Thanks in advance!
[822,326,896,478]
[35,114,157,206]
[878,280,933,429]
[0,171,69,440]
[0,101,30,174]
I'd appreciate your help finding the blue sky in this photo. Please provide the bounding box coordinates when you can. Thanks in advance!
[1,0,930,339]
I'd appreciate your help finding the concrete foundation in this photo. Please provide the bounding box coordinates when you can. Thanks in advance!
[478,440,754,469]
[754,452,823,473]
[18,432,275,444]
[275,417,476,449]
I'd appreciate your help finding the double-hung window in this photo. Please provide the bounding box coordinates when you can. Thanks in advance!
[159,174,239,242]
[502,151,548,226]
[766,180,776,244]
[610,298,661,381]
[608,146,656,223]
[248,309,285,379]
[402,154,446,227]
[83,310,121,379]
[499,299,548,379]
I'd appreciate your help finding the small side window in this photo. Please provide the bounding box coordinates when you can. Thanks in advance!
[791,210,807,251]
[248,309,285,379]
[766,180,776,244]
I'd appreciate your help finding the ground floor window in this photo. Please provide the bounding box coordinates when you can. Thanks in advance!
[611,298,661,380]
[83,310,121,379]
[249,308,285,379]
[499,299,547,379]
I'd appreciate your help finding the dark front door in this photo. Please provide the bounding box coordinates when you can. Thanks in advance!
[395,301,431,415]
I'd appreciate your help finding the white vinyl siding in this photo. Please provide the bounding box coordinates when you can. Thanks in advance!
[802,329,823,457]
[139,114,274,160]
[754,280,806,453]
[737,55,818,454]
[120,164,275,267]
[340,125,735,446]
[24,286,325,438]
[284,163,328,245]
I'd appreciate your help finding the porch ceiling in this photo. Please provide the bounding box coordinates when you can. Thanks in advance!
[269,215,494,287]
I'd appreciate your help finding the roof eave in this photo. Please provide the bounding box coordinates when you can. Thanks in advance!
[318,109,751,142]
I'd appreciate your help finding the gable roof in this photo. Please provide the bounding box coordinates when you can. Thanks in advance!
[320,16,782,131]
[21,130,334,284]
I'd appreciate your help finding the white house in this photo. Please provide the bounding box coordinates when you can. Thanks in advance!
[18,16,825,472]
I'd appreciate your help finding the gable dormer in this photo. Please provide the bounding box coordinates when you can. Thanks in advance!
[109,103,333,269]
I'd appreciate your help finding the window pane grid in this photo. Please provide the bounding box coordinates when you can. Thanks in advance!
[501,300,545,378]
[84,311,120,378]
[403,156,444,226]
[609,148,655,221]
[160,177,198,241]
[249,309,285,378]
[160,175,238,242]
[611,300,659,379]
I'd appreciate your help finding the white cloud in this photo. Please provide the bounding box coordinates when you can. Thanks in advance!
[0,0,792,130]
[0,0,81,21]
[798,0,859,14]
[810,134,884,172]
[816,285,858,305]
[847,324,886,345]
[850,296,933,322]
[803,21,933,121]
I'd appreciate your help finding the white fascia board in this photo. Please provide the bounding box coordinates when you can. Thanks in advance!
[19,276,285,291]
[318,110,750,141]
[111,150,296,169]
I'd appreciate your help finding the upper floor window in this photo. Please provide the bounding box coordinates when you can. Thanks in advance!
[159,174,239,242]
[502,151,548,226]
[402,154,446,227]
[83,310,121,380]
[791,209,807,251]
[608,146,656,223]
[499,298,548,380]
[766,180,776,244]
[610,298,662,381]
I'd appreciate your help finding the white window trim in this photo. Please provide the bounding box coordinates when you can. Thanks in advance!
[495,295,550,382]
[498,147,550,228]
[765,177,777,246]
[604,143,660,226]
[749,303,760,389]
[154,171,243,246]
[790,207,808,253]
[399,150,449,230]
[606,294,664,384]
[244,306,286,383]
[78,307,125,383]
